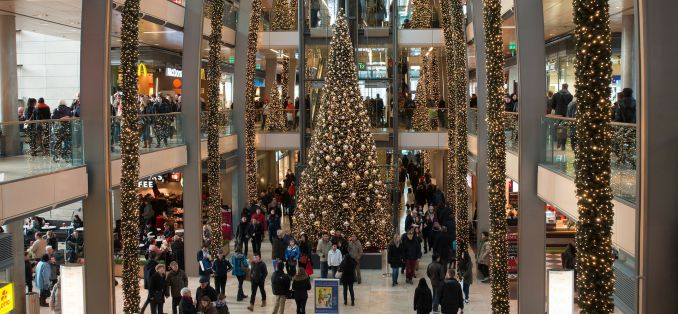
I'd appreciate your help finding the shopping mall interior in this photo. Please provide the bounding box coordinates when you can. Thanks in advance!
[0,0,675,313]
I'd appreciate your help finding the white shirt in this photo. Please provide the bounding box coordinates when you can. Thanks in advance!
[327,249,343,267]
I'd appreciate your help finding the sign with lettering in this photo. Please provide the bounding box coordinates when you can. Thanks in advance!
[0,283,14,314]
[138,175,164,188]
[165,67,183,77]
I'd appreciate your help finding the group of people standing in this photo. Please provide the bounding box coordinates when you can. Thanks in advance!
[18,96,79,160]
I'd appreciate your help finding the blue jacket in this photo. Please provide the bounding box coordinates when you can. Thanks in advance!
[284,245,300,261]
[199,257,212,277]
[35,261,51,290]
[231,254,248,277]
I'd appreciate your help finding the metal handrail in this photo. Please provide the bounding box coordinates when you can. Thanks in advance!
[0,117,81,126]
[544,114,636,127]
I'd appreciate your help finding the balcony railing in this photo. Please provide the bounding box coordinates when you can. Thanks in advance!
[399,108,448,132]
[254,108,302,132]
[542,114,637,203]
[200,109,234,139]
[110,112,184,159]
[504,111,519,153]
[468,107,478,135]
[0,118,84,182]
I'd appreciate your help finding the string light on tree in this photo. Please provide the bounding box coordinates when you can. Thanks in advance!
[483,0,510,312]
[294,10,392,248]
[410,0,432,29]
[118,0,141,312]
[413,55,431,132]
[206,0,225,257]
[265,79,286,131]
[573,0,615,312]
[245,0,263,203]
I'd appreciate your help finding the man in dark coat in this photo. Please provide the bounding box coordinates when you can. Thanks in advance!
[249,218,264,255]
[236,217,251,256]
[170,235,185,270]
[402,231,422,284]
[552,83,574,116]
[434,227,453,270]
[339,254,357,306]
[140,252,159,313]
[196,277,218,302]
[440,269,464,314]
[248,254,268,310]
[427,254,447,312]
[271,262,291,313]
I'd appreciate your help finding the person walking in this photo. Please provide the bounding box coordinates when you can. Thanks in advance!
[316,232,332,278]
[458,250,473,304]
[236,217,251,256]
[291,266,311,314]
[271,262,291,314]
[413,278,433,314]
[327,243,343,278]
[166,261,188,314]
[347,234,364,284]
[402,230,422,284]
[148,264,168,314]
[249,218,264,255]
[212,250,233,296]
[477,232,491,282]
[284,239,301,277]
[247,254,268,311]
[231,249,249,301]
[387,234,403,286]
[196,276,218,302]
[426,254,446,312]
[140,252,160,313]
[178,287,197,314]
[339,253,357,306]
[440,269,464,314]
[35,254,51,307]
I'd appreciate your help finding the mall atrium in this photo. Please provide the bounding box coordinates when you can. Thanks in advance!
[0,0,675,313]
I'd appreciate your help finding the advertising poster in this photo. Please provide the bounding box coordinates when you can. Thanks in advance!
[0,283,14,314]
[548,270,574,314]
[314,278,340,314]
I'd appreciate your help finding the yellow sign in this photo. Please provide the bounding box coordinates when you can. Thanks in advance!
[200,68,206,80]
[0,283,14,314]
[137,63,148,77]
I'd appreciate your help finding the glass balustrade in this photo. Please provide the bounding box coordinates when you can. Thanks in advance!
[399,108,449,132]
[467,107,478,135]
[110,112,184,159]
[253,108,302,132]
[0,118,84,182]
[200,109,234,139]
[542,114,637,203]
[504,111,519,153]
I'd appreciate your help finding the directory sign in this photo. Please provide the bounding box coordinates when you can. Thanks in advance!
[548,270,574,314]
[314,278,340,314]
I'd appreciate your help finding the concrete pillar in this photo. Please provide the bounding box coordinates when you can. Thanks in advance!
[470,0,490,239]
[0,15,21,156]
[181,0,205,277]
[638,1,678,312]
[9,221,26,314]
[621,14,635,89]
[232,0,254,224]
[112,188,122,222]
[514,0,547,312]
[79,0,114,312]
[264,55,277,99]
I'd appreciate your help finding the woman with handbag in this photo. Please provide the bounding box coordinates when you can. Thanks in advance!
[231,248,249,301]
[292,266,311,314]
[149,264,168,314]
[338,253,357,306]
[284,239,301,277]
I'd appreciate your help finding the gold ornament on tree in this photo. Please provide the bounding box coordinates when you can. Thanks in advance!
[245,0,263,203]
[265,79,286,131]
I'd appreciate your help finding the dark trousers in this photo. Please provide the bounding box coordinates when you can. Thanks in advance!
[295,298,307,313]
[240,238,249,256]
[463,282,470,300]
[342,283,355,303]
[237,275,246,300]
[405,259,417,280]
[478,263,490,279]
[320,261,329,278]
[252,238,262,254]
[172,296,181,314]
[140,295,151,313]
[26,280,33,293]
[250,281,266,305]
[214,275,226,295]
[39,289,49,305]
[330,266,338,278]
[150,302,163,314]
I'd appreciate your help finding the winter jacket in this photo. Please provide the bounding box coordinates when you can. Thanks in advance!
[236,221,251,241]
[143,259,159,290]
[35,261,51,290]
[28,238,47,259]
[459,256,474,284]
[171,240,185,269]
[267,215,281,236]
[198,257,212,277]
[231,253,248,277]
[327,249,343,267]
[348,240,363,261]
[271,270,291,295]
[179,296,197,313]
[149,272,167,303]
[196,285,218,302]
[292,275,311,300]
[615,97,636,123]
[552,89,573,116]
[440,278,464,313]
[426,261,446,286]
[250,213,266,231]
[35,102,51,120]
[51,105,72,119]
[339,256,357,285]
[387,243,403,267]
[248,222,264,241]
[402,236,422,260]
[413,284,433,314]
[433,233,453,260]
[316,239,332,262]
[284,245,301,261]
[477,240,491,266]
[212,257,233,277]
[250,261,268,283]
[197,304,218,314]
[166,269,188,298]
[272,237,286,260]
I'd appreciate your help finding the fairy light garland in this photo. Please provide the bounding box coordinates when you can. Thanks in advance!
[573,0,615,312]
[428,53,440,104]
[280,56,290,119]
[294,11,392,248]
[118,0,141,312]
[245,0,263,203]
[206,0,225,257]
[483,0,510,312]
[413,55,431,132]
[265,79,286,131]
[441,0,457,205]
[410,0,432,29]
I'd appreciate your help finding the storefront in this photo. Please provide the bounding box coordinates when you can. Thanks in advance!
[137,172,184,229]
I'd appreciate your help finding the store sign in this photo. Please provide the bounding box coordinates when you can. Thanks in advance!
[314,279,339,314]
[229,57,235,63]
[138,175,164,188]
[166,67,183,77]
[0,283,14,314]
[358,62,367,70]
[61,265,85,314]
[137,63,148,77]
[548,270,574,314]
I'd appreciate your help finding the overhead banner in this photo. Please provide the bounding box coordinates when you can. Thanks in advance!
[548,270,574,314]
[314,278,339,314]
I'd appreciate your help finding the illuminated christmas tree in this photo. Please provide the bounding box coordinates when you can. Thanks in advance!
[294,11,392,248]
[412,55,431,132]
[265,79,287,131]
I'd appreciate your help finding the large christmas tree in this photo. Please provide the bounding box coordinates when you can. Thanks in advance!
[294,10,392,248]
[265,79,287,131]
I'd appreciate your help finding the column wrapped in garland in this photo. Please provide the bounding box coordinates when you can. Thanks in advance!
[245,0,263,203]
[265,80,287,131]
[483,0,510,312]
[280,56,290,112]
[205,0,225,257]
[118,0,141,313]
[573,0,615,312]
[271,0,292,129]
[451,0,471,269]
[441,0,456,205]
[428,54,440,104]
[410,0,432,28]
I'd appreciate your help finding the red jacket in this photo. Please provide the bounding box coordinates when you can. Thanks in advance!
[251,213,266,231]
